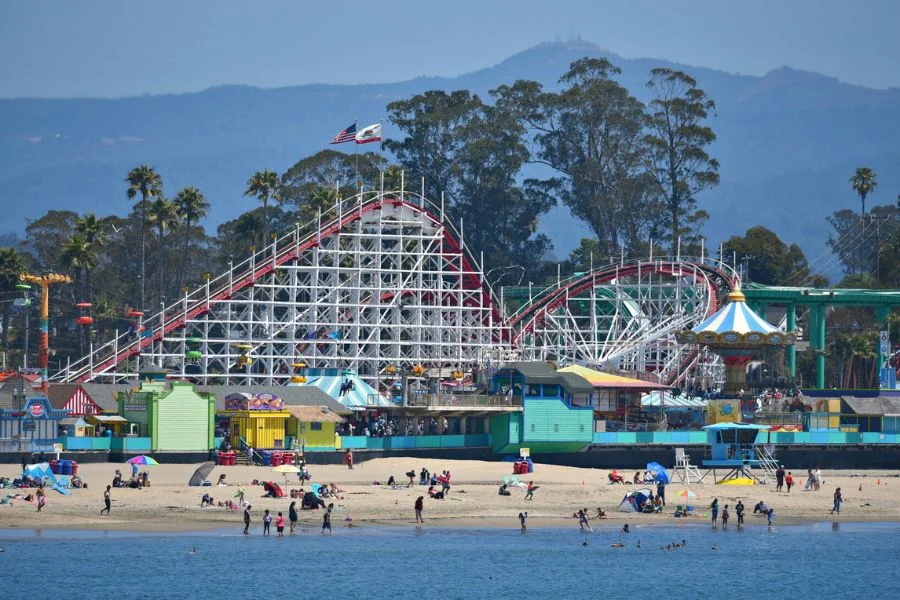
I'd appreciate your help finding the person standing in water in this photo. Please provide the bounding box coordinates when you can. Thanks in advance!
[518,511,528,533]
[414,496,424,523]
[101,485,111,515]
[262,509,272,535]
[288,501,298,534]
[735,500,745,528]
[276,512,285,536]
[721,504,730,529]
[243,505,252,535]
[710,498,719,527]
[322,503,333,534]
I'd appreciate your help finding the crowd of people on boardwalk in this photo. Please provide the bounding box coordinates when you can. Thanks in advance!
[338,415,452,437]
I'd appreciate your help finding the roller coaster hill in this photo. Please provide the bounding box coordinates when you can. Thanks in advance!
[52,187,900,448]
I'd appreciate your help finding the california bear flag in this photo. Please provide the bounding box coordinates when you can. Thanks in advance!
[355,123,382,144]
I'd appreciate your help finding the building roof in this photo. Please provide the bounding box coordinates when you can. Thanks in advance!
[79,384,133,412]
[198,385,351,414]
[842,396,900,416]
[0,376,42,411]
[558,365,669,390]
[641,391,708,408]
[294,369,383,408]
[556,371,596,395]
[495,362,594,396]
[495,362,560,384]
[284,405,346,423]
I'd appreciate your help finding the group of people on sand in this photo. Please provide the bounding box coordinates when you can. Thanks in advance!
[709,498,771,528]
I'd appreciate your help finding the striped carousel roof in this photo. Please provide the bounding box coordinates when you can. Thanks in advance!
[692,288,779,335]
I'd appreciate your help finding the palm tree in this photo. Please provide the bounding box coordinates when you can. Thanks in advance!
[243,170,282,246]
[126,165,162,311]
[850,167,877,216]
[60,234,98,355]
[0,247,28,362]
[73,213,107,305]
[146,198,180,306]
[174,186,209,292]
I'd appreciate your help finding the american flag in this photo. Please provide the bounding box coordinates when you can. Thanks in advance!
[330,123,357,144]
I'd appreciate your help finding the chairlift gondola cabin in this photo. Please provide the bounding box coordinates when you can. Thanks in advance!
[291,362,307,384]
[75,302,93,326]
[185,350,202,361]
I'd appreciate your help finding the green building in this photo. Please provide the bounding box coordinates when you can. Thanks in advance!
[118,380,215,452]
[489,362,595,454]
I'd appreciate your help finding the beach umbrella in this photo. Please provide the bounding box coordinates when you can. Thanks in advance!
[188,462,215,486]
[272,464,299,484]
[127,455,159,466]
[674,489,698,499]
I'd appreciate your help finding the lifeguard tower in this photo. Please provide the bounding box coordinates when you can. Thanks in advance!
[700,422,777,483]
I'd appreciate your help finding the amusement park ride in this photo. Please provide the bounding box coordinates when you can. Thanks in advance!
[50,187,739,390]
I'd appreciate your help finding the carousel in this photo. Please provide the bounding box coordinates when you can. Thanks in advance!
[676,286,795,399]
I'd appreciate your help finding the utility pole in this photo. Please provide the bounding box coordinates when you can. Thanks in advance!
[19,273,71,393]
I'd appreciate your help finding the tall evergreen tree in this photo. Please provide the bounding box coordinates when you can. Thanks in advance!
[174,186,209,292]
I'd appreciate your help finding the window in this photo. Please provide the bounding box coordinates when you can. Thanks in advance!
[579,424,585,432]
[527,384,541,397]
[531,424,536,432]
[310,422,323,431]
[553,424,559,432]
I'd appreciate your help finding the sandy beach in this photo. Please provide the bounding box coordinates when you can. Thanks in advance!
[2,458,898,532]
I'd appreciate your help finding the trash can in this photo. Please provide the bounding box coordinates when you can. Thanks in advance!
[70,460,78,476]
[60,460,72,476]
[526,458,534,473]
[261,451,272,467]
[271,453,282,467]
[50,459,58,474]
[227,452,236,466]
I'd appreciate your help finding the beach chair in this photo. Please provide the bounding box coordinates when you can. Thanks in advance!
[672,448,703,484]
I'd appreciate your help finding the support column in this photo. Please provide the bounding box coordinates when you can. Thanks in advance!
[876,305,891,386]
[815,304,826,389]
[786,303,797,378]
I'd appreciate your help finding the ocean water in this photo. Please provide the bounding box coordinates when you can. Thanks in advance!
[2,521,899,599]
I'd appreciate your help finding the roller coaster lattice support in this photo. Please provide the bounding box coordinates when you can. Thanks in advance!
[56,191,504,388]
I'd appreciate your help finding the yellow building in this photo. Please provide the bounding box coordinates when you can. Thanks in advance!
[285,405,345,450]
[206,386,350,451]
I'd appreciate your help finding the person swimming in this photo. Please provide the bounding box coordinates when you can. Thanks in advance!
[621,524,630,534]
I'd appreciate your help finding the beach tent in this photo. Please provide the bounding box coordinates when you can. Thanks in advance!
[646,461,670,484]
[24,462,57,484]
[616,488,653,512]
[188,462,215,486]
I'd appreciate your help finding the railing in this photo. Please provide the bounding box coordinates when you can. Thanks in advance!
[366,393,523,408]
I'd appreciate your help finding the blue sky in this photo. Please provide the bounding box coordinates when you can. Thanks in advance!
[1,0,898,98]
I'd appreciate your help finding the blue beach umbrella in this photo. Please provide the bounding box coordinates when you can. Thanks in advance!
[646,461,670,484]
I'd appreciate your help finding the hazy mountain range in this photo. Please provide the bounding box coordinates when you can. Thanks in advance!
[2,41,898,278]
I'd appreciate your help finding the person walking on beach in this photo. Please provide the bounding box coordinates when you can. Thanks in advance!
[414,496,424,523]
[243,505,252,534]
[288,501,298,534]
[518,511,528,533]
[831,487,842,514]
[101,485,111,515]
[276,512,285,536]
[767,507,775,527]
[804,468,813,491]
[775,465,785,492]
[735,500,745,528]
[721,504,729,529]
[710,498,719,527]
[344,449,353,470]
[524,481,538,501]
[656,480,666,506]
[785,472,794,493]
[36,485,46,512]
[263,509,272,535]
[322,503,333,534]
[813,467,822,491]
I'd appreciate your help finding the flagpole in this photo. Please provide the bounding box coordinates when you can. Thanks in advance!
[354,117,360,197]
